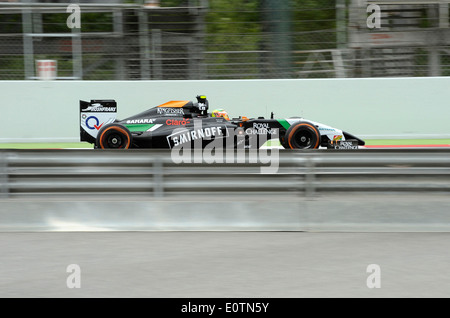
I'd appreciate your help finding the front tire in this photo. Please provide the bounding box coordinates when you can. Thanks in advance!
[282,122,320,149]
[96,124,132,149]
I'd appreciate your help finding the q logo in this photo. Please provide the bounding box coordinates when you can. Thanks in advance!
[85,116,103,130]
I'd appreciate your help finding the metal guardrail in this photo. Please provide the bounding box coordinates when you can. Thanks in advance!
[1,148,450,199]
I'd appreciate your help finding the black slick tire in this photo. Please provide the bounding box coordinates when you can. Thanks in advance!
[282,121,320,149]
[96,124,132,149]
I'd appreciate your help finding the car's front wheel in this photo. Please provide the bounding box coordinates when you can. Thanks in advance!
[96,124,132,149]
[282,122,320,149]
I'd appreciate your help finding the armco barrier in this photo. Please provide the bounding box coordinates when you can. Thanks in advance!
[1,148,450,232]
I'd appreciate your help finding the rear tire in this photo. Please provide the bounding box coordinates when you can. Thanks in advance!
[96,124,132,149]
[282,122,320,149]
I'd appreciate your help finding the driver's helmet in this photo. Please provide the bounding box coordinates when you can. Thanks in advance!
[211,109,230,121]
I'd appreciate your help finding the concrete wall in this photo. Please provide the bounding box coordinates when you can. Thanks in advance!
[1,77,449,142]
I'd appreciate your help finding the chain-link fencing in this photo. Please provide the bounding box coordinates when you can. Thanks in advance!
[1,0,450,80]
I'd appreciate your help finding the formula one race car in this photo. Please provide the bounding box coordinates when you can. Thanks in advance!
[80,95,365,150]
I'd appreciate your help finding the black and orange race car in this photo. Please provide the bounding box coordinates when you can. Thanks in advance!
[80,95,365,149]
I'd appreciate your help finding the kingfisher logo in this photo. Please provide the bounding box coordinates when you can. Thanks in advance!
[157,108,184,116]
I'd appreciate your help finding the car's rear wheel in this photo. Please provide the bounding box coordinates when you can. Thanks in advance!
[96,124,132,149]
[282,122,320,149]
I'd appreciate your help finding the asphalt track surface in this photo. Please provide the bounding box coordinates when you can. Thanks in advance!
[1,231,450,298]
[1,145,450,299]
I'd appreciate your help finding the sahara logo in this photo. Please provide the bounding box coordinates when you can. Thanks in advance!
[126,118,154,124]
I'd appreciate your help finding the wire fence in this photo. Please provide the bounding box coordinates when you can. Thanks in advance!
[1,0,450,80]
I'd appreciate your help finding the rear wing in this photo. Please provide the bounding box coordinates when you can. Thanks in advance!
[80,100,117,143]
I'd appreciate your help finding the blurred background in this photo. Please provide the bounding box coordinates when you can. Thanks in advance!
[2,1,450,299]
[1,0,450,81]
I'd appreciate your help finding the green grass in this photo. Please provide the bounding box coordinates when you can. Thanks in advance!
[364,139,450,145]
[0,142,93,149]
[266,139,450,147]
[0,139,449,149]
